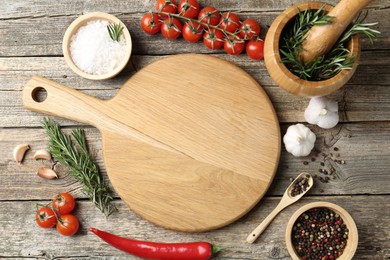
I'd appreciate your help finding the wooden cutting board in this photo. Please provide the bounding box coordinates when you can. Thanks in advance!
[23,54,281,232]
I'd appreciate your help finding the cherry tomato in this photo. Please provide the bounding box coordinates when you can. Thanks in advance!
[219,12,240,33]
[36,207,57,228]
[161,17,182,40]
[141,13,161,35]
[52,192,76,215]
[178,0,200,19]
[203,29,224,49]
[239,19,261,40]
[156,0,177,18]
[182,21,203,42]
[198,6,220,28]
[224,35,245,55]
[246,39,265,60]
[57,214,79,236]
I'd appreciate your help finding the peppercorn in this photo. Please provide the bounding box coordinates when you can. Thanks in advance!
[290,174,311,197]
[291,207,349,259]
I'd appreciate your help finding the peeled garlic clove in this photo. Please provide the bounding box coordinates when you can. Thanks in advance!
[13,144,30,164]
[37,167,58,179]
[33,149,52,161]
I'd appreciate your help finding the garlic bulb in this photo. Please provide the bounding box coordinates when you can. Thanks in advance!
[304,96,339,129]
[283,124,316,157]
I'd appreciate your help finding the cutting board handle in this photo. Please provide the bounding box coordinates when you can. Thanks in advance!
[23,76,105,126]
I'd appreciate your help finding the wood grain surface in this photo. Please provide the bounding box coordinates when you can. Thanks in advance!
[22,55,280,232]
[1,0,389,258]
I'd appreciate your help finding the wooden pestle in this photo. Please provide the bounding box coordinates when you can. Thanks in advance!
[300,0,372,64]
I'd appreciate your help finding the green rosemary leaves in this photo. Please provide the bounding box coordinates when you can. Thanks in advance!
[280,6,379,81]
[107,23,124,42]
[42,118,117,216]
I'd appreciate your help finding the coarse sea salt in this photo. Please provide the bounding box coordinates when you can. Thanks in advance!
[70,19,127,75]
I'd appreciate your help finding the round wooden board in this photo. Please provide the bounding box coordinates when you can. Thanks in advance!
[102,54,281,232]
[23,54,281,232]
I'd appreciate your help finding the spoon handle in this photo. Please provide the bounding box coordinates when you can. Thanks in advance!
[246,203,286,243]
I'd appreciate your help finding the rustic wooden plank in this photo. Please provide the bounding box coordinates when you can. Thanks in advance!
[2,50,388,91]
[0,51,389,127]
[1,122,389,201]
[0,4,387,57]
[3,0,386,19]
[0,196,388,259]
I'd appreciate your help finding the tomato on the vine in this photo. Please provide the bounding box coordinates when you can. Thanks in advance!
[141,13,161,35]
[224,35,245,55]
[57,214,79,236]
[178,0,200,19]
[156,0,177,18]
[182,21,203,42]
[198,6,220,28]
[239,19,261,40]
[52,192,76,215]
[161,17,182,40]
[36,207,57,228]
[219,12,240,33]
[203,29,224,49]
[246,39,265,60]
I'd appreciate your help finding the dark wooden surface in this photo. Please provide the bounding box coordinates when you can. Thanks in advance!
[1,0,389,259]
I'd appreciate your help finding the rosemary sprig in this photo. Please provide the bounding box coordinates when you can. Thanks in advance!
[42,118,117,217]
[280,6,380,81]
[107,23,124,42]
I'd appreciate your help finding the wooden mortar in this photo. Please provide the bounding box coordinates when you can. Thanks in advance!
[264,2,361,97]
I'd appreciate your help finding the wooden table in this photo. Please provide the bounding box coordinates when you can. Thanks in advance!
[1,0,389,259]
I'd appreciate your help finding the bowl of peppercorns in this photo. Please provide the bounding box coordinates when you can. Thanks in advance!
[286,202,358,260]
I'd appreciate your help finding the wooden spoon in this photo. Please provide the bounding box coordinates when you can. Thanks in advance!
[300,0,372,63]
[246,172,314,243]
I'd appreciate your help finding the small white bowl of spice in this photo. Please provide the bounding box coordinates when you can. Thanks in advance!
[63,12,132,80]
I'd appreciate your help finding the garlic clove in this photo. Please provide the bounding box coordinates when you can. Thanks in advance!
[37,167,58,179]
[13,144,30,164]
[33,149,52,161]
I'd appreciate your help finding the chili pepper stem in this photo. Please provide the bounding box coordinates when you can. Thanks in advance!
[211,245,221,255]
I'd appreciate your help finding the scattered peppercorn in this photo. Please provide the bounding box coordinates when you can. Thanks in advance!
[319,177,329,183]
[303,161,309,165]
[290,174,311,197]
[291,207,349,259]
[333,147,339,151]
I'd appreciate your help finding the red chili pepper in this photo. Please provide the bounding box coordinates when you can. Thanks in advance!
[89,228,220,260]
